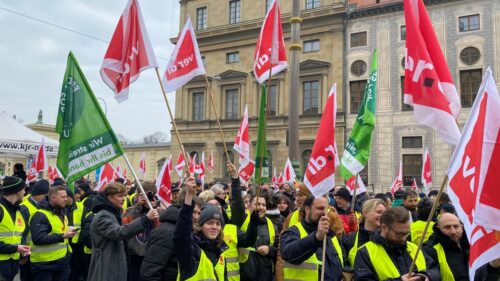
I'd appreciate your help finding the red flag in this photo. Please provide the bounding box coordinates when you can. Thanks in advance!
[26,166,37,183]
[253,0,287,84]
[162,17,205,92]
[94,163,118,192]
[304,84,338,197]
[390,160,403,194]
[283,158,296,182]
[189,154,197,175]
[100,0,158,102]
[166,155,173,175]
[277,172,284,185]
[175,152,185,177]
[447,68,500,280]
[47,165,62,184]
[403,0,461,145]
[421,147,432,193]
[33,138,48,173]
[139,152,146,175]
[410,177,418,191]
[346,175,367,195]
[233,105,255,183]
[272,167,277,184]
[207,150,214,174]
[156,157,172,205]
[199,151,206,186]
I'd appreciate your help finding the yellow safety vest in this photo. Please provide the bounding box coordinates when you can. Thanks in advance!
[289,210,300,228]
[0,204,26,260]
[177,249,225,281]
[71,201,84,244]
[83,212,93,255]
[20,198,38,245]
[410,220,434,245]
[348,231,359,266]
[226,205,232,220]
[30,209,69,263]
[222,224,239,281]
[22,195,31,205]
[283,222,343,281]
[362,241,426,280]
[433,243,455,281]
[238,212,275,264]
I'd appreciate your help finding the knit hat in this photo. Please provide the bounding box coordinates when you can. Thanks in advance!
[52,178,66,187]
[1,176,26,195]
[198,203,224,227]
[31,180,50,196]
[335,188,351,201]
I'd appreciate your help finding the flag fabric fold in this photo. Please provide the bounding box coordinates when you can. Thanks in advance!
[94,163,118,192]
[421,147,432,193]
[156,157,173,205]
[139,152,146,175]
[207,150,214,174]
[283,158,296,182]
[234,105,255,183]
[345,175,367,195]
[175,152,185,177]
[390,160,403,194]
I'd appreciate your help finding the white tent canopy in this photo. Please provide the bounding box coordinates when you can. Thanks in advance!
[0,111,59,157]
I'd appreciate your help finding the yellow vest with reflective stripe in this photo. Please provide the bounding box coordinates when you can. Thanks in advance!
[283,222,343,281]
[0,204,26,260]
[433,243,455,281]
[71,201,84,244]
[362,241,426,280]
[30,209,69,263]
[177,249,225,281]
[289,210,300,228]
[20,198,39,245]
[410,220,434,245]
[222,224,239,281]
[226,204,232,220]
[83,211,93,255]
[348,231,359,266]
[238,212,275,264]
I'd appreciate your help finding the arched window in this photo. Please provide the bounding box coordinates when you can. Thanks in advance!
[301,149,312,176]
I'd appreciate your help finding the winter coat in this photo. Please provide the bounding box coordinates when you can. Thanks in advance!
[122,204,154,257]
[87,193,151,281]
[354,230,440,281]
[140,206,179,281]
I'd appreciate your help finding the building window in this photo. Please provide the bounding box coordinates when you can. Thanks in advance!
[400,25,406,41]
[196,7,207,30]
[305,0,320,10]
[268,84,277,116]
[225,89,239,119]
[459,14,480,32]
[403,154,422,187]
[401,76,412,111]
[223,151,235,178]
[304,39,320,52]
[401,57,406,69]
[226,52,240,63]
[301,149,312,174]
[192,92,204,121]
[267,150,273,178]
[460,47,481,65]
[303,81,319,114]
[402,136,422,148]
[351,60,367,76]
[359,166,368,186]
[460,69,482,107]
[229,0,241,24]
[350,31,367,47]
[350,80,367,114]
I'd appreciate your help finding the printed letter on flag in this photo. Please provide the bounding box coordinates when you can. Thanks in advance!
[404,0,461,144]
[162,17,205,93]
[233,105,255,183]
[253,0,287,84]
[304,84,338,198]
[156,158,173,205]
[421,147,432,193]
[447,68,500,280]
[100,0,158,102]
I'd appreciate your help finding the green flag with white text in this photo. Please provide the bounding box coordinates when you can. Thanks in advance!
[56,52,124,186]
[254,85,269,184]
[339,49,377,180]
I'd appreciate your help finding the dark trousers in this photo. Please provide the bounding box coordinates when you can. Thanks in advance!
[32,258,71,281]
[69,244,84,281]
[0,259,19,281]
[128,255,144,281]
[19,258,33,281]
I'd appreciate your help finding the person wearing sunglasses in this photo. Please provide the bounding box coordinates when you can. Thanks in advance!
[354,206,439,281]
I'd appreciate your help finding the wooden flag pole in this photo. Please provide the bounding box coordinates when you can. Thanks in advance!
[123,153,153,210]
[154,68,191,175]
[203,75,231,163]
[407,174,449,275]
[320,193,330,281]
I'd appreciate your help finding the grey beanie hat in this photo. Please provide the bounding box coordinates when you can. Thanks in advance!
[198,203,224,227]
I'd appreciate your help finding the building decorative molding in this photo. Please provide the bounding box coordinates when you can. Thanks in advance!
[299,59,331,70]
[217,70,248,80]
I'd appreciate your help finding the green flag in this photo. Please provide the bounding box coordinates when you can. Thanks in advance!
[254,85,269,184]
[339,49,378,180]
[56,52,124,187]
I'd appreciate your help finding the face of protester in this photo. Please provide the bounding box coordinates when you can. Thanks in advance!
[261,184,269,192]
[14,189,25,203]
[201,218,222,240]
[365,203,386,228]
[50,190,68,208]
[305,197,327,225]
[138,193,157,208]
[108,193,126,209]
[172,192,179,204]
[193,205,202,226]
[282,184,292,193]
[277,199,289,212]
[438,213,463,243]
[335,196,348,209]
[404,195,418,211]
[251,197,267,218]
[381,221,410,245]
[296,193,307,210]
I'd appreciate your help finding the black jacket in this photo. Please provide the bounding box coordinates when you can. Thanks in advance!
[423,226,500,281]
[0,197,22,254]
[342,223,374,268]
[140,206,179,281]
[280,218,345,281]
[354,230,440,281]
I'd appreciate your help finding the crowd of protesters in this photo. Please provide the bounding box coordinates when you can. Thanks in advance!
[0,162,499,281]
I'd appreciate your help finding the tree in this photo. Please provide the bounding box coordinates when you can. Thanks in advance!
[143,131,168,144]
[116,133,130,145]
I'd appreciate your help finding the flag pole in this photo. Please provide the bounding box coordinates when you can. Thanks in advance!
[320,193,329,281]
[123,153,153,210]
[204,75,232,164]
[408,174,449,275]
[154,68,191,175]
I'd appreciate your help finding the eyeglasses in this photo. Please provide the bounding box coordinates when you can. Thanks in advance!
[387,224,410,238]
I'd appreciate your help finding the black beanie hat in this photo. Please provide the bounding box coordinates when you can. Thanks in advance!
[335,188,351,202]
[52,178,66,187]
[1,176,26,195]
[31,180,50,196]
[199,203,224,227]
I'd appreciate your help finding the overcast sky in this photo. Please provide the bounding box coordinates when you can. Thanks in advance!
[0,0,180,142]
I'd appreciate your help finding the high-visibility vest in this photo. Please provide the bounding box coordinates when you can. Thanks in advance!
[20,198,38,245]
[226,204,232,220]
[222,224,240,281]
[83,212,94,255]
[176,249,225,281]
[0,204,26,260]
[433,243,455,281]
[30,209,69,263]
[283,222,343,281]
[361,240,426,280]
[238,212,275,264]
[348,231,359,266]
[410,220,434,245]
[71,201,84,244]
[289,210,300,228]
